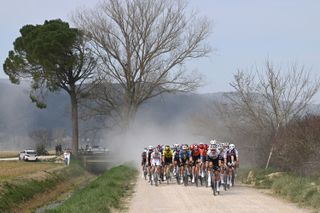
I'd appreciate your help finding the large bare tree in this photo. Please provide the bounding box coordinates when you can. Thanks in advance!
[228,60,320,169]
[73,0,211,127]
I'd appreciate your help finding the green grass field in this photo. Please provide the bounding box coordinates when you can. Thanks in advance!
[238,168,320,210]
[46,164,137,213]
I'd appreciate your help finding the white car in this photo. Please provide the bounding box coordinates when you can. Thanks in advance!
[19,149,38,161]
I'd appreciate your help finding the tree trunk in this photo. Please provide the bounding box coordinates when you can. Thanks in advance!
[265,126,279,169]
[120,104,138,131]
[70,88,79,157]
[265,145,274,169]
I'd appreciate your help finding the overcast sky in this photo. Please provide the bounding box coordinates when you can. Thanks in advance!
[1,0,320,101]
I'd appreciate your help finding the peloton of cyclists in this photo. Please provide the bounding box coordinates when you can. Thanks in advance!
[141,140,239,195]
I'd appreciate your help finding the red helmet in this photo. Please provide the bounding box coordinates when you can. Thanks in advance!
[198,143,204,149]
[189,144,194,151]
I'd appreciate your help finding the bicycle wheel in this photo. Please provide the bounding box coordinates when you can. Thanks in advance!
[143,166,147,180]
[231,169,235,186]
[223,174,227,191]
[195,173,199,187]
[184,169,188,186]
[212,179,216,196]
[154,172,158,186]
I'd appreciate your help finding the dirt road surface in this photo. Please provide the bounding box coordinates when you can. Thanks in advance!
[128,176,310,213]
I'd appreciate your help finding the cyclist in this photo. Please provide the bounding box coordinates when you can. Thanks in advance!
[198,143,207,179]
[226,143,239,187]
[141,147,148,178]
[179,145,191,184]
[218,143,227,189]
[190,144,201,184]
[146,145,154,182]
[173,144,180,176]
[206,144,222,191]
[151,147,162,185]
[162,145,174,181]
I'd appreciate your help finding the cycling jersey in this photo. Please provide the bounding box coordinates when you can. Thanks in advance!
[147,150,153,166]
[191,149,201,157]
[151,151,162,166]
[207,150,223,167]
[179,150,191,160]
[191,149,201,164]
[163,150,174,159]
[219,150,227,162]
[141,151,147,165]
[226,149,238,163]
[173,150,180,161]
[141,151,147,160]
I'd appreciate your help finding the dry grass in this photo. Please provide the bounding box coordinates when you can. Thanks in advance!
[0,151,19,158]
[0,150,56,158]
[0,161,59,181]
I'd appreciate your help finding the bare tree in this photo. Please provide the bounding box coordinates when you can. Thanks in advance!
[73,0,211,128]
[228,60,320,169]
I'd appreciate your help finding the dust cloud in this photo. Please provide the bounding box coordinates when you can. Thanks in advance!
[100,111,207,167]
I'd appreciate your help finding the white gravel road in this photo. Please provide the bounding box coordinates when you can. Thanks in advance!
[128,175,310,213]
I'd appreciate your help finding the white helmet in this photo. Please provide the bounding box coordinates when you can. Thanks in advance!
[229,144,235,150]
[148,145,154,151]
[217,143,222,150]
[210,144,217,150]
[210,140,216,145]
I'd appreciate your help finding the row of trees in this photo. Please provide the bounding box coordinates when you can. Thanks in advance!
[3,0,210,156]
[192,61,320,170]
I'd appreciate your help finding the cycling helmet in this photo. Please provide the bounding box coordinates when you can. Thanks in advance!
[217,143,222,150]
[229,144,235,150]
[165,145,170,151]
[194,144,198,150]
[198,143,204,149]
[189,144,194,151]
[148,145,154,151]
[210,144,217,150]
[210,140,217,145]
[182,145,187,150]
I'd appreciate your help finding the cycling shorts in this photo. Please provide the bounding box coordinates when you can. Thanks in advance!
[152,159,161,166]
[164,157,173,165]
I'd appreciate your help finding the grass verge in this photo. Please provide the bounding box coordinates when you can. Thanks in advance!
[0,159,85,212]
[46,165,137,213]
[238,168,320,210]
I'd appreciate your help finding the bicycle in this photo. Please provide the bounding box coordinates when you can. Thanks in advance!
[153,165,161,186]
[193,160,201,187]
[183,163,189,186]
[143,163,148,180]
[166,168,173,184]
[221,165,227,191]
[175,165,181,184]
[211,166,220,196]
